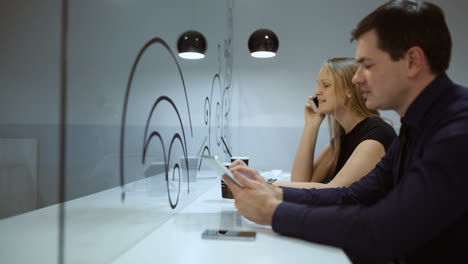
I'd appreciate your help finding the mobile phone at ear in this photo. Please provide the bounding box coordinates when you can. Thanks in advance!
[201,229,256,241]
[308,97,319,112]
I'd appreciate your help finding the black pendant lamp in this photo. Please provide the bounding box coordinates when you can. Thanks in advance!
[177,30,207,59]
[248,29,279,58]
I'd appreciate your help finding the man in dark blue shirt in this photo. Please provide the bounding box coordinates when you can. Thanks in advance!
[225,1,468,263]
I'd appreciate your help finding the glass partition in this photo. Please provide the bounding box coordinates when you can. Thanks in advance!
[0,0,61,263]
[0,0,233,263]
[63,0,233,263]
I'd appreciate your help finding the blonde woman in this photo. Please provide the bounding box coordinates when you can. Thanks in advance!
[273,58,396,189]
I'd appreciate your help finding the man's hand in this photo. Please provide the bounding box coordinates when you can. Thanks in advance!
[229,159,267,181]
[230,158,248,168]
[223,166,283,226]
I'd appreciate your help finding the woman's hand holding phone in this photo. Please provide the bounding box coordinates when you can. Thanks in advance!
[308,96,319,112]
[305,96,325,125]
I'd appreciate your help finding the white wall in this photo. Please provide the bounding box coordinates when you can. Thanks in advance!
[2,0,468,263]
[231,0,468,171]
[0,0,61,209]
[1,0,234,208]
[1,0,234,263]
[1,0,467,212]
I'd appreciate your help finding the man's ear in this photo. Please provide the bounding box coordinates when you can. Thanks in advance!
[406,46,426,78]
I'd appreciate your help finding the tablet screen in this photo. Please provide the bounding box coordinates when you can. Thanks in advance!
[201,155,243,187]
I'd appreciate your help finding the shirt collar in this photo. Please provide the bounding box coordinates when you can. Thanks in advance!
[401,73,452,130]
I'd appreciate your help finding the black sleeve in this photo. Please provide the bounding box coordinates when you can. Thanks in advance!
[363,120,396,151]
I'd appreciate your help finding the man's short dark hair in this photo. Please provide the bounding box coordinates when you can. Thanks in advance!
[351,0,452,75]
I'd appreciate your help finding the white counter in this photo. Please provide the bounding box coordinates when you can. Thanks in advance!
[0,171,350,264]
[113,180,351,264]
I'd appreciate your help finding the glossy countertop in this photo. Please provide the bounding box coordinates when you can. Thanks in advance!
[0,170,350,264]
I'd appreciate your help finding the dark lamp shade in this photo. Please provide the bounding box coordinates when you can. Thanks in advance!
[177,30,207,59]
[248,29,279,58]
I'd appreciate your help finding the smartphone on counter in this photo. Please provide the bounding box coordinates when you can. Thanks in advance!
[201,229,256,241]
[308,97,319,112]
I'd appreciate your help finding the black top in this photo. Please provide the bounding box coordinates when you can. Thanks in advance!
[273,74,468,263]
[332,117,396,180]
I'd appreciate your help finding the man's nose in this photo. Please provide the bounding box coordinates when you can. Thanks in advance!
[352,71,361,85]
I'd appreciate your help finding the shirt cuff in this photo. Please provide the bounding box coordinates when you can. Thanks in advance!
[281,187,303,201]
[281,186,319,204]
[271,201,308,238]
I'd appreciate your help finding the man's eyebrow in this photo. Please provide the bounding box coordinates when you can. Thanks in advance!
[356,57,371,64]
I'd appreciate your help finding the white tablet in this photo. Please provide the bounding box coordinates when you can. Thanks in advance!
[201,155,243,187]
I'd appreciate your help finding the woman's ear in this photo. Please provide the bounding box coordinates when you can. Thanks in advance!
[343,88,352,106]
[345,88,352,99]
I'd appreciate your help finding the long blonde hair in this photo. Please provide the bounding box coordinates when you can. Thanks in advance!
[324,58,380,178]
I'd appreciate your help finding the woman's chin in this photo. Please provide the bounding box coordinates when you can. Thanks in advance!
[317,108,328,115]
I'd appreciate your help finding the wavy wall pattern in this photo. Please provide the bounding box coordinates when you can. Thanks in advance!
[119,5,233,209]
